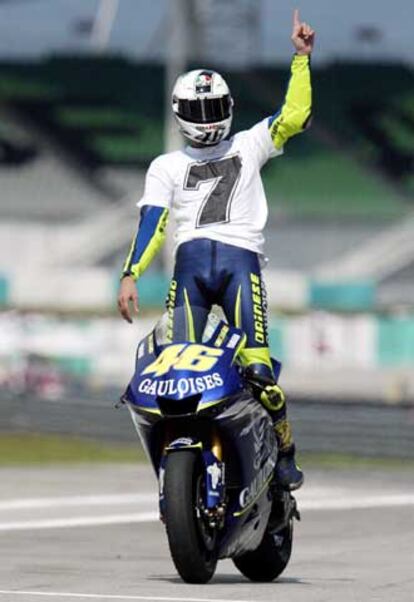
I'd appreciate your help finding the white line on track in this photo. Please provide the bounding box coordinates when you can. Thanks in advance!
[0,590,253,602]
[300,493,414,511]
[0,512,158,532]
[0,493,156,511]
[1,492,414,532]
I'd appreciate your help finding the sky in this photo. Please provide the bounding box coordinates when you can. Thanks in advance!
[0,0,412,65]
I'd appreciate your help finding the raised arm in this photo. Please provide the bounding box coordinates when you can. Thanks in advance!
[269,9,315,150]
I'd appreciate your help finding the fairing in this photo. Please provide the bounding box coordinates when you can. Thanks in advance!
[124,310,245,415]
[122,307,282,559]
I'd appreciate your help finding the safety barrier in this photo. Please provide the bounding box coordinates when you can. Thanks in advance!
[1,396,413,459]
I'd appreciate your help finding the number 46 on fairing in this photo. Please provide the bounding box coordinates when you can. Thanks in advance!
[142,344,224,378]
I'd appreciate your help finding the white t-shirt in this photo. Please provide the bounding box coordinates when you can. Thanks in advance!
[137,118,283,256]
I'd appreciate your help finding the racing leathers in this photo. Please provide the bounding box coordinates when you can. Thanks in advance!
[122,54,312,489]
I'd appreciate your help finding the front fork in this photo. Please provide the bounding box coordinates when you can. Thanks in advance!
[158,438,226,527]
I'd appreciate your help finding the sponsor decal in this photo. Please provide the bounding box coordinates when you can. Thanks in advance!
[138,371,224,397]
[194,125,226,145]
[207,463,222,490]
[195,71,213,93]
[147,334,154,355]
[238,447,277,509]
[240,408,269,470]
[226,333,240,349]
[142,344,223,377]
[170,437,195,447]
[166,280,177,342]
[158,467,165,497]
[253,418,266,471]
[250,273,266,344]
[214,324,229,348]
[199,123,219,131]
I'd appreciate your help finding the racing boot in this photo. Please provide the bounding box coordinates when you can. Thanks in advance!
[245,366,304,491]
[273,428,304,491]
[261,384,304,491]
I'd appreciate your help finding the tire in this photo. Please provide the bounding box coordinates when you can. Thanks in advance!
[233,520,293,582]
[164,450,218,583]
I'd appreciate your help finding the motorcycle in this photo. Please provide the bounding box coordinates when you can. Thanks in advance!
[120,307,300,584]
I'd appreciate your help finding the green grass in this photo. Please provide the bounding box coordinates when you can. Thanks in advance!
[0,434,146,466]
[0,434,412,471]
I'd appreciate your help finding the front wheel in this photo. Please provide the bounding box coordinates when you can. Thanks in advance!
[233,520,293,582]
[164,450,218,583]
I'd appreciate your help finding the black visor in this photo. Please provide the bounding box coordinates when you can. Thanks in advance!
[176,95,231,124]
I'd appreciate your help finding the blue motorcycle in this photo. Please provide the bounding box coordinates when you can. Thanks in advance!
[121,307,299,583]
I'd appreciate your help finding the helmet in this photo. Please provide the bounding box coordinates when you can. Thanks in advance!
[172,69,234,146]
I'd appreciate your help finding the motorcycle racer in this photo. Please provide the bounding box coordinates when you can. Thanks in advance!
[118,9,315,491]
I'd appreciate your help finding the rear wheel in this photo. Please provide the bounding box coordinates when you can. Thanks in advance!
[164,450,218,583]
[233,520,293,582]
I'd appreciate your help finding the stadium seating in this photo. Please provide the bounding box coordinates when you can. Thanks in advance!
[0,56,412,220]
[262,136,406,219]
[314,63,414,193]
[250,63,413,218]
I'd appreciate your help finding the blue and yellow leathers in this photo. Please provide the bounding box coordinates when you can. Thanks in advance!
[268,54,312,150]
[121,54,311,485]
[167,239,271,370]
[164,238,294,454]
[123,205,169,280]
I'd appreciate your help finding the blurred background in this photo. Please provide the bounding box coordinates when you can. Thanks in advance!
[1,0,414,459]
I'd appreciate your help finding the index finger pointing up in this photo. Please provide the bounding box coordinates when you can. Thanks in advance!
[293,8,300,28]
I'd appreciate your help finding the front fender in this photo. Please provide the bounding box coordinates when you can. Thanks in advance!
[159,437,225,517]
[165,437,203,453]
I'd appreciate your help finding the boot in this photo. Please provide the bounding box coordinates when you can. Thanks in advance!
[245,369,304,491]
[273,418,304,491]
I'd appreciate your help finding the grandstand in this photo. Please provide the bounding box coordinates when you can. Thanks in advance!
[1,54,414,309]
[0,0,413,411]
[315,62,414,197]
[1,56,411,216]
[0,110,109,222]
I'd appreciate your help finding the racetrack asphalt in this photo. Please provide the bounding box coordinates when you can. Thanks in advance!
[0,463,413,602]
